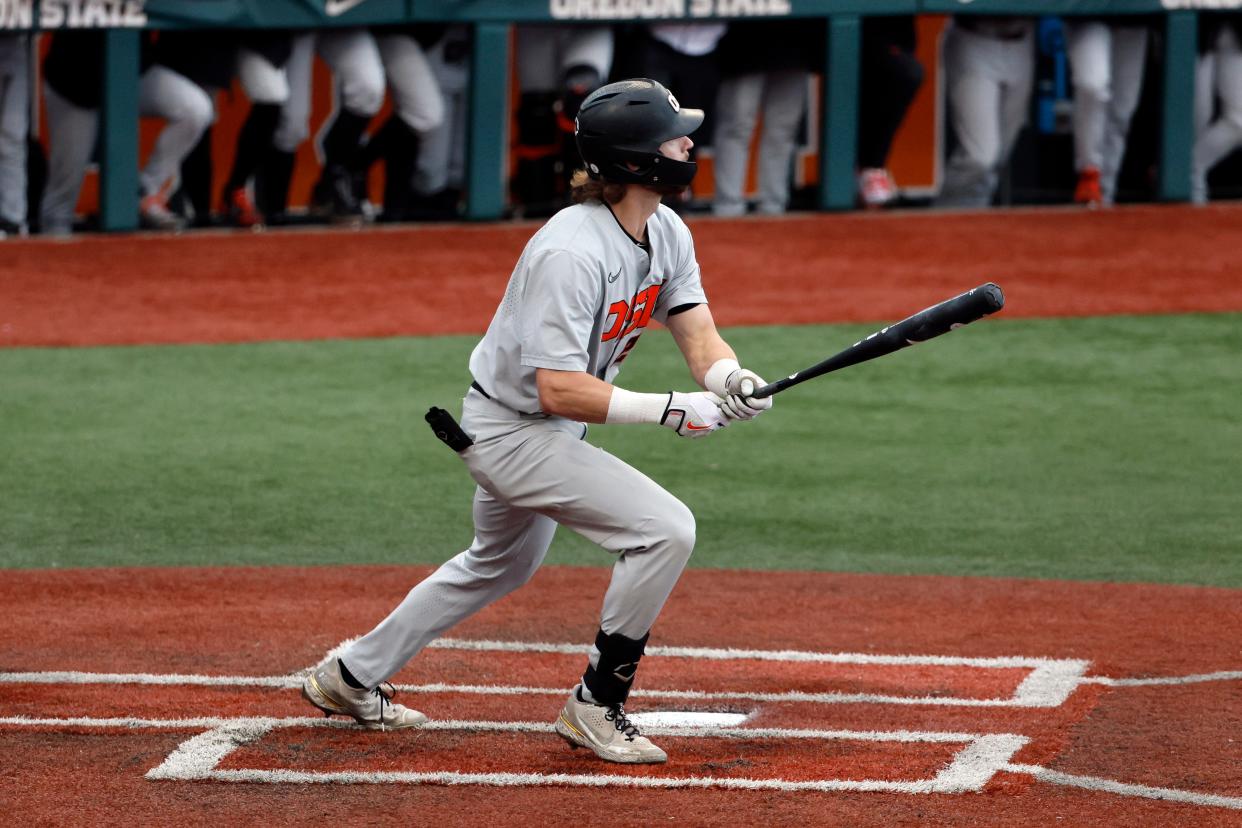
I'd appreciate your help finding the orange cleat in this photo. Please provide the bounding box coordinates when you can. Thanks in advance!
[226,186,264,228]
[1074,166,1102,207]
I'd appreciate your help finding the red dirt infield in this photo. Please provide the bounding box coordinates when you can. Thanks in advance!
[2,205,1241,824]
[2,566,1240,824]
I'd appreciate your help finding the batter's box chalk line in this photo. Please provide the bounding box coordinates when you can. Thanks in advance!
[136,717,1030,795]
[3,638,1241,807]
[3,714,1238,808]
[1,636,1092,708]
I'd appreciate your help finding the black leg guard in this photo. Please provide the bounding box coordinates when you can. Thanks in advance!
[225,103,282,193]
[313,110,372,219]
[582,629,650,707]
[179,127,214,225]
[357,115,399,172]
[380,119,420,222]
[255,148,296,222]
[321,109,372,172]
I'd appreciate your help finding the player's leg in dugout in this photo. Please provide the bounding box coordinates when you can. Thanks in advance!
[0,35,29,231]
[995,30,1035,191]
[1065,20,1112,176]
[137,65,214,199]
[754,69,809,215]
[1194,25,1242,203]
[712,71,764,217]
[938,24,1005,207]
[40,81,98,235]
[341,416,695,689]
[1098,24,1148,204]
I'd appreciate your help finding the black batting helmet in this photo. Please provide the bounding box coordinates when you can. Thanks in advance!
[574,78,704,188]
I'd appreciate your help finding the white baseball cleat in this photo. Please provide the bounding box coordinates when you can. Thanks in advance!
[554,686,668,764]
[301,660,427,731]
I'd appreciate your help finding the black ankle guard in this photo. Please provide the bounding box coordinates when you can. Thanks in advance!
[582,629,650,706]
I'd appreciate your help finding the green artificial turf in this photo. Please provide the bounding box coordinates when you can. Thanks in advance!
[2,314,1239,586]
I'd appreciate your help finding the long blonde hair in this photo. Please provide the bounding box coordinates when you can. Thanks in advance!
[569,168,629,205]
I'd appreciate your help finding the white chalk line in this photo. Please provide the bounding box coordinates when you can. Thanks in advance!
[0,671,1075,708]
[1005,763,1242,811]
[0,715,996,743]
[9,714,1242,808]
[128,715,1026,795]
[1080,671,1242,687]
[0,636,1094,709]
[4,714,1024,795]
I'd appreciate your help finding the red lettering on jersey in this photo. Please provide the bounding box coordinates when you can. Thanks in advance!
[601,299,630,342]
[601,284,662,342]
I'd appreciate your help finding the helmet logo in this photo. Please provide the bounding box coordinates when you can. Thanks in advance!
[574,116,580,135]
[589,163,599,174]
[667,92,680,113]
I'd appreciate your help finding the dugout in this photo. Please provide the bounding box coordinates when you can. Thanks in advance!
[1,0,1224,230]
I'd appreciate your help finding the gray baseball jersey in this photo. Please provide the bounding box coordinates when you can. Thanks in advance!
[342,200,709,688]
[468,200,707,418]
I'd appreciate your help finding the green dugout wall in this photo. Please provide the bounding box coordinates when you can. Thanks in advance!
[4,0,1209,228]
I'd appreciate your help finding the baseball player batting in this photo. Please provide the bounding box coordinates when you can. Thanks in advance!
[302,78,772,764]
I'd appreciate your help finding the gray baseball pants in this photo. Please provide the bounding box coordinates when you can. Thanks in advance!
[938,22,1034,209]
[0,34,29,229]
[1065,21,1148,205]
[342,391,696,689]
[712,69,809,217]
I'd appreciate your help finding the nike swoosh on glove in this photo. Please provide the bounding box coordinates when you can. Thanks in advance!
[661,391,730,438]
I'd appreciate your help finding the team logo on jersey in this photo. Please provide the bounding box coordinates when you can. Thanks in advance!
[602,284,661,342]
[667,92,680,113]
[602,284,662,366]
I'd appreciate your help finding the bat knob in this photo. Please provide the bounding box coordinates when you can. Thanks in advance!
[981,283,1005,312]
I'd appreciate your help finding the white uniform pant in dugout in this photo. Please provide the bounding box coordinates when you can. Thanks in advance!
[341,391,696,689]
[1064,20,1148,205]
[938,21,1034,209]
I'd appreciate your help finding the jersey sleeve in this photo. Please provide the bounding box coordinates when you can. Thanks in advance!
[652,215,707,325]
[517,248,600,372]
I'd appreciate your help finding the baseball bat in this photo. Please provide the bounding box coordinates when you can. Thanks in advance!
[750,282,1004,399]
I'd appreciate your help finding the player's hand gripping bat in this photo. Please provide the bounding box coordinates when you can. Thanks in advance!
[749,283,1005,399]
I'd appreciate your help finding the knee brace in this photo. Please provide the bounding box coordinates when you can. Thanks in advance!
[582,629,650,707]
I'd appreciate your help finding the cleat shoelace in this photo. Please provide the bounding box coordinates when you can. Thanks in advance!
[373,681,397,731]
[604,704,640,742]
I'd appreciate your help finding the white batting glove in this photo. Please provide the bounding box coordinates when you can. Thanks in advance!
[661,391,730,438]
[720,368,773,421]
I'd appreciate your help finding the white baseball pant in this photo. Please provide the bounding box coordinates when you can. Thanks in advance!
[275,29,385,154]
[1193,24,1242,204]
[416,26,469,195]
[0,34,29,228]
[341,391,696,689]
[712,69,809,216]
[1065,20,1148,204]
[42,64,212,227]
[136,65,215,199]
[375,33,444,134]
[938,22,1034,209]
[516,26,614,92]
